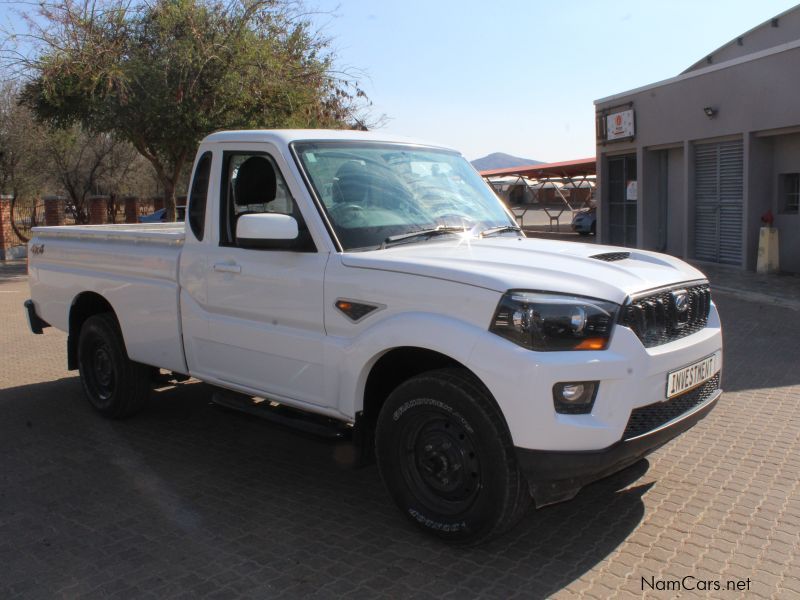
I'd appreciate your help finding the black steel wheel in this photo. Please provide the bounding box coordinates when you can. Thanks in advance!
[84,337,116,402]
[77,313,150,418]
[375,368,530,544]
[399,405,482,515]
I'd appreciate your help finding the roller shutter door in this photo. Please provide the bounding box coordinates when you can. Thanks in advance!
[694,140,743,265]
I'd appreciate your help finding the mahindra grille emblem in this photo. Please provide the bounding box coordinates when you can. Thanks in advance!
[672,291,689,313]
[671,289,690,328]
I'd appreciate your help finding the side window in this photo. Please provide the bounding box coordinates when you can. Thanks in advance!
[188,152,212,240]
[219,151,314,251]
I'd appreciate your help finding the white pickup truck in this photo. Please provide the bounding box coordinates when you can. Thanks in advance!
[25,129,722,544]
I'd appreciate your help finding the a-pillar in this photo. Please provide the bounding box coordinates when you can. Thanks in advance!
[88,195,109,225]
[123,196,139,224]
[43,195,66,226]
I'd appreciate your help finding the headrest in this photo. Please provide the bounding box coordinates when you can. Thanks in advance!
[332,160,372,204]
[234,156,277,206]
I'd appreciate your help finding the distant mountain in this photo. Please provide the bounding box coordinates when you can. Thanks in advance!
[471,152,543,172]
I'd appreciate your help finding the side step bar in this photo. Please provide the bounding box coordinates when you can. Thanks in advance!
[211,390,352,440]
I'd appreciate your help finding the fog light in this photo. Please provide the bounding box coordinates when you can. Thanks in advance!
[563,383,585,401]
[553,381,598,414]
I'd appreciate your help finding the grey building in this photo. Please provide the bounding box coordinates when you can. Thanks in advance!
[594,6,800,273]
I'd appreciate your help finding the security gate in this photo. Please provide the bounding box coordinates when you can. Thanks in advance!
[694,140,743,265]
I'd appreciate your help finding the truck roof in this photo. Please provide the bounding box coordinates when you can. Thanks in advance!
[202,129,454,151]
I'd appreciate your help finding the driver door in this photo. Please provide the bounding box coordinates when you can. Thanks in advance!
[196,144,329,408]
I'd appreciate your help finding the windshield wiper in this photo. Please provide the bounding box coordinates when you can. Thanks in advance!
[381,226,467,248]
[480,225,523,237]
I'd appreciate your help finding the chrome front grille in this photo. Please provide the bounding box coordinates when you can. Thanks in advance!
[621,283,711,348]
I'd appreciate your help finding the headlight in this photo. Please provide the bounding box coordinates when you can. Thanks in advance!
[491,291,619,351]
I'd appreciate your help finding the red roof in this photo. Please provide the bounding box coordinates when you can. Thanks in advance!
[480,157,596,179]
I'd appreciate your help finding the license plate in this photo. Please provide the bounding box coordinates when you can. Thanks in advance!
[666,353,720,399]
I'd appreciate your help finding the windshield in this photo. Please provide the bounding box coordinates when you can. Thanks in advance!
[293,142,516,250]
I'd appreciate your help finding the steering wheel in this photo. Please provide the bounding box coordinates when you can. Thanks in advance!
[330,203,367,226]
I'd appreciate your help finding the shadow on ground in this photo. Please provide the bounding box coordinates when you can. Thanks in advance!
[0,376,649,599]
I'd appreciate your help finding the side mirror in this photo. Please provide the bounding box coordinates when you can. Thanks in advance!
[236,213,299,249]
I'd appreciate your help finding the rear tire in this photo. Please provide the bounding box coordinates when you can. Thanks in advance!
[77,313,150,418]
[375,368,529,544]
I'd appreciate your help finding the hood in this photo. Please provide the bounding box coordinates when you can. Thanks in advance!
[340,236,707,304]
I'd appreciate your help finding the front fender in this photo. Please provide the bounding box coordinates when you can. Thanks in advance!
[330,311,492,418]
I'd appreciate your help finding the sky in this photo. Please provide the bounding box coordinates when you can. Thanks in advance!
[312,0,800,161]
[2,0,799,162]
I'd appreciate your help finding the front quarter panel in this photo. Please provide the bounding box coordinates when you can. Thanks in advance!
[323,255,502,417]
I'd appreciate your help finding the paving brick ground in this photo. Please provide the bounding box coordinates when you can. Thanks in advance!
[1,260,799,599]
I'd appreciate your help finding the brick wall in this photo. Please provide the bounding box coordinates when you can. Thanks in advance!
[43,195,66,227]
[0,195,16,260]
[0,196,28,259]
[123,197,139,224]
[88,195,109,225]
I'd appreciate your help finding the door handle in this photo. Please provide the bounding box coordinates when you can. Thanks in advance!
[213,262,241,274]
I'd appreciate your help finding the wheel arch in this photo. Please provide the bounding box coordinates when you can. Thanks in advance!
[355,346,511,462]
[67,292,119,370]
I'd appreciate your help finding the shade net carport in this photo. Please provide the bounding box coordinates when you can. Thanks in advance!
[481,158,596,232]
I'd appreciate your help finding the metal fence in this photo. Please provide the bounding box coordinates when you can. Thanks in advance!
[10,198,85,243]
[10,199,45,243]
[9,196,161,242]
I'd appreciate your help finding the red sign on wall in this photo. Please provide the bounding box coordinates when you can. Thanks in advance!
[606,109,635,141]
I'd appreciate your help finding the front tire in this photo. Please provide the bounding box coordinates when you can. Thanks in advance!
[375,368,529,544]
[77,313,150,418]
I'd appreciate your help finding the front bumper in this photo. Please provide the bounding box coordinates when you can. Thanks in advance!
[470,301,723,452]
[516,386,721,507]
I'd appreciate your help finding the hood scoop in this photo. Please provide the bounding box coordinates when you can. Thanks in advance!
[590,251,630,262]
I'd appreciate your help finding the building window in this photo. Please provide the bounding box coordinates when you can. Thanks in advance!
[781,173,800,214]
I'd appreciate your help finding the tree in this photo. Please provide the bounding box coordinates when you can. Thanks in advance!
[45,126,158,223]
[0,82,162,225]
[12,0,370,220]
[0,82,51,202]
